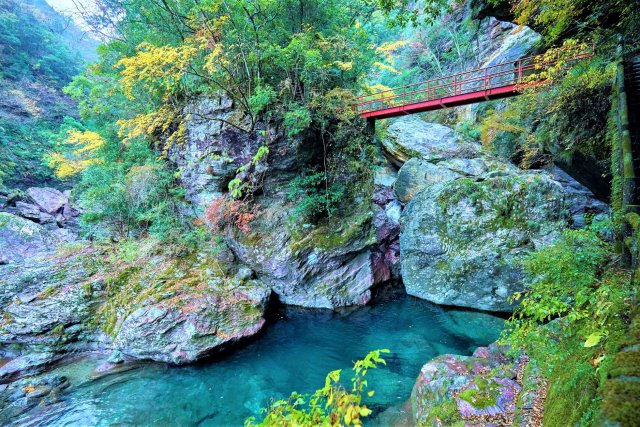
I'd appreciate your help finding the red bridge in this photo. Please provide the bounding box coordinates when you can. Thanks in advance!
[356,44,595,120]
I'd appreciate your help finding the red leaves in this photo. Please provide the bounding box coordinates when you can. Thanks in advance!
[204,195,260,235]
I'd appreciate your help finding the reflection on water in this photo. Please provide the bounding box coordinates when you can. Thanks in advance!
[14,290,504,426]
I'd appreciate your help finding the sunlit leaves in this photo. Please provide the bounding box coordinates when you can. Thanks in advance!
[48,130,106,178]
[115,42,198,100]
[246,349,390,427]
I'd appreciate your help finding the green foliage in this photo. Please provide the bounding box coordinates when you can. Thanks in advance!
[288,170,346,221]
[377,0,449,28]
[284,89,375,223]
[246,349,390,427]
[502,0,640,45]
[501,219,636,425]
[51,0,397,238]
[284,105,312,139]
[481,52,615,168]
[0,0,83,86]
[366,4,480,93]
[457,376,501,409]
[248,84,277,117]
[0,1,87,188]
[72,138,204,246]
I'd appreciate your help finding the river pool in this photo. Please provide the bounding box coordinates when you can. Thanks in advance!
[11,288,504,426]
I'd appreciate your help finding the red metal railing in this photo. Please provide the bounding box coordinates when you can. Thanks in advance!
[356,43,595,117]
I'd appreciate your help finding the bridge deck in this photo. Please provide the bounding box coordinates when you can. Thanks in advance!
[356,44,594,120]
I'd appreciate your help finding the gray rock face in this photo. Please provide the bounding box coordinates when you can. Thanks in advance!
[25,188,67,214]
[411,344,525,426]
[0,247,105,360]
[168,97,250,211]
[480,19,541,67]
[169,96,297,211]
[113,280,271,365]
[372,186,402,282]
[0,240,273,366]
[395,159,461,203]
[0,353,61,383]
[15,202,41,221]
[401,172,567,311]
[382,117,475,165]
[550,166,609,227]
[0,213,65,264]
[394,117,607,312]
[225,204,375,308]
[2,187,80,233]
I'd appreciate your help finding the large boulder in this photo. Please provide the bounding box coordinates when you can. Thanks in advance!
[113,277,271,365]
[394,159,461,204]
[25,188,68,214]
[98,248,273,365]
[0,212,72,264]
[0,238,273,366]
[411,344,526,426]
[225,202,376,309]
[400,172,567,311]
[382,116,478,165]
[0,246,106,359]
[392,116,608,312]
[170,97,300,211]
[168,97,252,211]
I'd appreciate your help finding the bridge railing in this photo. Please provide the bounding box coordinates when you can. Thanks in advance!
[355,43,595,115]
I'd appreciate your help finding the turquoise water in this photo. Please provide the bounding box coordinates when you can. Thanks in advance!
[15,290,504,426]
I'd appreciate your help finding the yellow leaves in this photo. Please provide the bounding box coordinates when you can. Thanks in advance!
[48,130,106,179]
[525,39,592,87]
[203,43,226,74]
[117,105,186,153]
[374,41,405,76]
[373,61,398,74]
[480,111,527,150]
[115,42,198,100]
[334,61,353,71]
[364,83,392,94]
[583,332,603,348]
[375,40,407,55]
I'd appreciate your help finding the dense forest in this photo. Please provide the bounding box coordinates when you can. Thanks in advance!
[1,0,639,425]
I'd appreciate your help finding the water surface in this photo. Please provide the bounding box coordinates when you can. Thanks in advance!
[15,290,504,426]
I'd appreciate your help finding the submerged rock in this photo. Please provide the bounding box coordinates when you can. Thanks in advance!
[0,372,70,422]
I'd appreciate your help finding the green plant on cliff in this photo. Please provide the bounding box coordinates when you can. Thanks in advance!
[495,0,640,45]
[481,45,615,169]
[245,349,390,427]
[48,0,405,238]
[502,219,636,425]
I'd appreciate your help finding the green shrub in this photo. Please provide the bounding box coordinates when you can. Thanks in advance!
[288,170,346,221]
[246,349,390,427]
[501,219,635,425]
